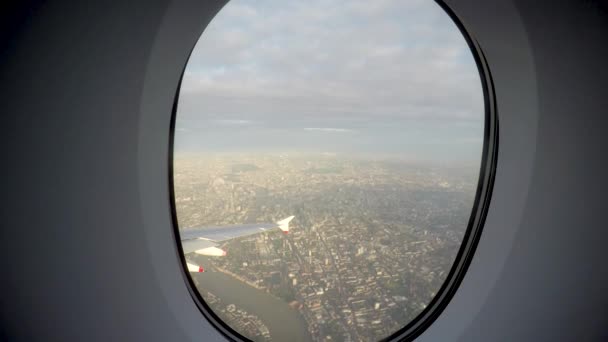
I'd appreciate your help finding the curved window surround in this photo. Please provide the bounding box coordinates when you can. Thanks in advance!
[170,0,497,341]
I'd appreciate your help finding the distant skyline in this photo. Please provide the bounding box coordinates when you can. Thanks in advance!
[175,0,484,162]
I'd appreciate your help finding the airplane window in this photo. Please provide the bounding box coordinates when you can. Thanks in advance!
[172,0,492,340]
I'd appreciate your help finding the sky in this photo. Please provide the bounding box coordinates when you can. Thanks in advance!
[175,0,484,162]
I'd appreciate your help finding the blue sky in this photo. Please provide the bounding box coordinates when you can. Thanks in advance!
[175,0,484,162]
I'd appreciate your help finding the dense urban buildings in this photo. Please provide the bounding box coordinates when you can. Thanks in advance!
[175,152,478,341]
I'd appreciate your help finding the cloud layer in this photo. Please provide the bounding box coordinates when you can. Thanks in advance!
[175,0,484,161]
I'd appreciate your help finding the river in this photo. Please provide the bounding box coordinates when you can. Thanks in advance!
[190,257,311,342]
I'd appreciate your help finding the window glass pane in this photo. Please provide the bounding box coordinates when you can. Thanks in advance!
[174,0,484,340]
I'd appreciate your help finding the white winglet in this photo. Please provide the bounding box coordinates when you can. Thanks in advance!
[277,215,295,234]
[194,246,227,257]
[186,262,204,273]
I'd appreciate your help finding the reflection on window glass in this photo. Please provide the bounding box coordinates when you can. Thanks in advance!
[173,0,483,340]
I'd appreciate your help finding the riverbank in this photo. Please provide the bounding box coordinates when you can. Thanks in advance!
[193,265,312,342]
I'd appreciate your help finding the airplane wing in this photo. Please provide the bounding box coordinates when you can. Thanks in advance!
[180,216,294,272]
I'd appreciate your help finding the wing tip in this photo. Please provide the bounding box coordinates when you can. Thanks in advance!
[277,215,295,232]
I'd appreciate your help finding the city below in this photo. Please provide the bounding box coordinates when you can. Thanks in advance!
[174,152,478,341]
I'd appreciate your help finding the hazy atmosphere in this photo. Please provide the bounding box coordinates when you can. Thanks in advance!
[175,0,484,162]
[174,1,484,340]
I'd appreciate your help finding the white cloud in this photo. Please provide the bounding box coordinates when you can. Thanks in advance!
[214,119,254,125]
[179,0,482,125]
[175,0,484,159]
[304,127,356,133]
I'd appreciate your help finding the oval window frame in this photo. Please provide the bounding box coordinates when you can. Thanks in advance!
[167,0,498,340]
